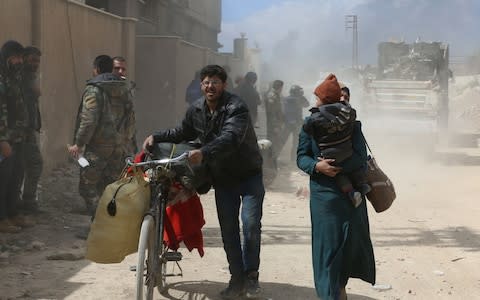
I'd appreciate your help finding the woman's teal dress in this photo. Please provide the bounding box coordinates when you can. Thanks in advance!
[297,121,375,300]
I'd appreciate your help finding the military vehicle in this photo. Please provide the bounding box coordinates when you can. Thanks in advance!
[363,40,480,159]
[363,40,450,129]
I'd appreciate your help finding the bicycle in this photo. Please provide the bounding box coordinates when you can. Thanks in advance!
[126,152,191,300]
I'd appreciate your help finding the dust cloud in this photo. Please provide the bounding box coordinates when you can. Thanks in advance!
[220,0,480,172]
[220,0,480,80]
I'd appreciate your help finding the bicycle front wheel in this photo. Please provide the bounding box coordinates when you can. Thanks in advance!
[136,215,155,300]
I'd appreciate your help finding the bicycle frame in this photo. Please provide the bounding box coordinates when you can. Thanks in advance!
[146,169,179,289]
[128,153,187,298]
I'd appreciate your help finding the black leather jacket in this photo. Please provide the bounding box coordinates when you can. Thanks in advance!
[152,91,262,186]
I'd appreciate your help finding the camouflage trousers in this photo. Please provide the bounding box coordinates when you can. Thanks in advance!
[283,123,302,163]
[0,142,25,220]
[21,131,43,212]
[79,145,127,216]
[266,120,286,160]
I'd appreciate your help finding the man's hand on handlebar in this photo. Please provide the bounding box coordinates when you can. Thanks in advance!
[142,135,154,154]
[141,135,202,165]
[188,149,203,165]
[0,141,12,158]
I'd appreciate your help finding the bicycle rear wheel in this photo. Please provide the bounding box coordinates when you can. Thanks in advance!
[136,215,155,300]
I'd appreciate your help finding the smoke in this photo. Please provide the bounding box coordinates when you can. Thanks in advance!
[220,0,480,83]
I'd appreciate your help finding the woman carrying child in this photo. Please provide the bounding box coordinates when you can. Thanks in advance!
[296,74,376,299]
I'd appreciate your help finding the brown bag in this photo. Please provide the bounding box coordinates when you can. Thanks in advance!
[86,168,150,263]
[363,135,396,213]
[365,156,396,212]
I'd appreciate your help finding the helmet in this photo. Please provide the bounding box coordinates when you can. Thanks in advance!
[245,71,258,84]
[289,85,304,96]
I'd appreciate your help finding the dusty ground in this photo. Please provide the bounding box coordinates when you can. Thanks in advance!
[2,91,480,299]
[2,131,480,300]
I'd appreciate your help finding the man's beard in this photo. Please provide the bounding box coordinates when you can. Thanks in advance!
[8,62,23,74]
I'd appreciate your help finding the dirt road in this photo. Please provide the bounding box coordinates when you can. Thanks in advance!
[1,123,480,300]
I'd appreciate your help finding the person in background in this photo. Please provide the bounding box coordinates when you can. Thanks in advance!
[185,70,203,106]
[143,65,265,300]
[264,79,285,162]
[282,84,309,163]
[341,86,350,102]
[112,56,138,154]
[223,65,235,92]
[0,40,35,233]
[68,55,136,217]
[234,75,243,89]
[234,72,261,125]
[21,46,43,215]
[112,56,127,79]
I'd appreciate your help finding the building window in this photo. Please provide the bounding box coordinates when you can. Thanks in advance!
[139,0,156,20]
[85,0,108,11]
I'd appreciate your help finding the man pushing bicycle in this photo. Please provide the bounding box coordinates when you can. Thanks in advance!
[143,65,265,300]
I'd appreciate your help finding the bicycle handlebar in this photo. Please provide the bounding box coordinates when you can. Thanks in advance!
[125,152,189,168]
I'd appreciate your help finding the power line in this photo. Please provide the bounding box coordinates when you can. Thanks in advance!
[345,15,358,69]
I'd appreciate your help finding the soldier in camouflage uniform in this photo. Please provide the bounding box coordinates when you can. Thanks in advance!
[21,46,43,214]
[0,40,35,233]
[282,85,310,163]
[68,55,136,216]
[112,56,138,154]
[263,80,285,161]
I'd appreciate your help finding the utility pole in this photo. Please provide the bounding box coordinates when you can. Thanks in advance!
[345,15,358,69]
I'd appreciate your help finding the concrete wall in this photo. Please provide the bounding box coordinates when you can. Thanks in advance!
[135,36,179,140]
[1,0,256,174]
[136,0,221,50]
[186,0,221,48]
[1,0,136,173]
[135,35,245,140]
[0,0,32,45]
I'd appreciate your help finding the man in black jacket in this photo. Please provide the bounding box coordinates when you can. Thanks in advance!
[233,71,261,125]
[143,65,265,299]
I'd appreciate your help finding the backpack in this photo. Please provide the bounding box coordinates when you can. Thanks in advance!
[74,80,135,146]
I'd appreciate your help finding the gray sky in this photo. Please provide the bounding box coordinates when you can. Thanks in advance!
[220,0,480,73]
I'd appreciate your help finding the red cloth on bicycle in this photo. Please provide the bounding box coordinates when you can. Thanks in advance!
[163,184,205,257]
[127,151,146,175]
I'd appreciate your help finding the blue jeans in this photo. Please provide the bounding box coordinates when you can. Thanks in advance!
[214,173,265,279]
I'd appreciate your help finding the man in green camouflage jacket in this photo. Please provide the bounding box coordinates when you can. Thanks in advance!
[21,46,43,214]
[0,40,34,233]
[68,55,136,216]
[112,56,138,154]
[264,79,285,162]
